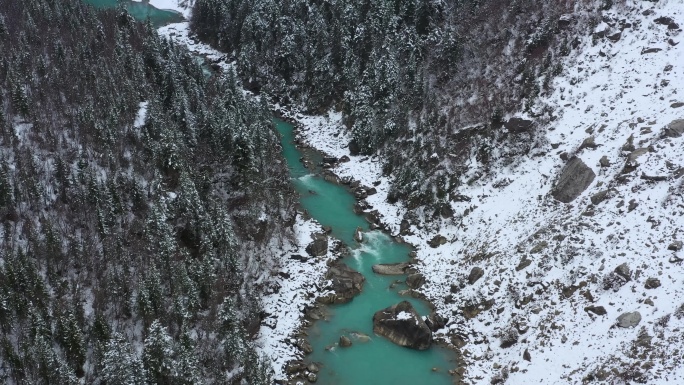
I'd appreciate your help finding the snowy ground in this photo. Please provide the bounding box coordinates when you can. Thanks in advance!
[293,1,684,384]
[132,0,192,18]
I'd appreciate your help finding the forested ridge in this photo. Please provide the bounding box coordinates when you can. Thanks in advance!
[0,0,294,383]
[191,0,602,218]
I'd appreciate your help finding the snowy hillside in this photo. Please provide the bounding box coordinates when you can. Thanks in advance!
[294,0,684,383]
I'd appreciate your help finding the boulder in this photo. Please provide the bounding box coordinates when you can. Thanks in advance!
[372,262,410,275]
[339,335,352,347]
[406,273,425,289]
[668,240,683,251]
[617,311,642,328]
[372,301,432,350]
[349,331,371,343]
[504,118,535,134]
[663,120,684,138]
[425,312,449,332]
[428,234,447,248]
[551,157,596,203]
[468,267,485,285]
[318,263,365,304]
[614,263,631,281]
[305,234,328,257]
[354,226,364,243]
[644,278,661,289]
[584,305,607,316]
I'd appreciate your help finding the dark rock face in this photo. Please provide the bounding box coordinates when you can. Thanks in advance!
[614,263,631,281]
[425,312,448,332]
[372,301,432,350]
[468,267,485,285]
[318,263,365,304]
[305,234,328,257]
[551,157,596,203]
[504,117,534,134]
[372,262,410,275]
[428,234,447,248]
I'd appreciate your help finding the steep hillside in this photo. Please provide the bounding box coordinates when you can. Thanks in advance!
[0,0,294,383]
[292,0,684,383]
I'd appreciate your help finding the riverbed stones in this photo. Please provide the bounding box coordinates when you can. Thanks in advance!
[468,267,485,285]
[305,234,328,257]
[406,273,425,289]
[372,301,432,350]
[551,157,596,203]
[617,311,642,328]
[318,263,365,304]
[372,262,410,275]
[339,335,352,347]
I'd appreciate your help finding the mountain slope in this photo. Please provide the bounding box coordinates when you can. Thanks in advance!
[294,0,684,383]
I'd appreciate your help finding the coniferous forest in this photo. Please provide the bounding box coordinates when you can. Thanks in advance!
[191,0,597,214]
[0,0,294,383]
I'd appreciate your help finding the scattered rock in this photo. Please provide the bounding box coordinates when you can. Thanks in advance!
[372,262,410,275]
[516,258,533,271]
[654,16,680,30]
[614,263,631,281]
[599,155,610,167]
[428,234,447,248]
[616,311,642,328]
[671,102,684,109]
[530,241,548,254]
[641,47,662,54]
[644,278,661,289]
[663,119,684,138]
[318,263,365,304]
[551,157,596,203]
[579,136,598,151]
[307,372,318,383]
[307,363,320,373]
[339,335,352,347]
[339,155,350,162]
[468,267,485,285]
[591,189,611,205]
[606,31,621,42]
[406,273,426,289]
[372,301,432,350]
[668,241,683,251]
[305,234,328,257]
[585,305,607,316]
[523,348,531,362]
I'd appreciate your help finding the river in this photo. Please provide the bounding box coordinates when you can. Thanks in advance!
[80,1,456,383]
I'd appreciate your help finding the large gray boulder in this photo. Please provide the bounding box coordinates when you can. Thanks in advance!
[372,262,410,275]
[372,301,432,350]
[551,157,596,203]
[617,311,642,328]
[317,263,365,304]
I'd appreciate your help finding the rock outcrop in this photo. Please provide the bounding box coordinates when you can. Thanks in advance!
[372,301,432,350]
[317,263,365,304]
[372,262,411,275]
[551,157,596,203]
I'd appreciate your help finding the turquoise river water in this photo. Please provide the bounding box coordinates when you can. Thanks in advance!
[80,1,456,383]
[276,120,454,385]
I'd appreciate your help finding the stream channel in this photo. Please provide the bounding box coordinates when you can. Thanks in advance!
[81,1,456,383]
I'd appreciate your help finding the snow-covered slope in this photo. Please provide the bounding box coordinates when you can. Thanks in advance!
[295,1,684,383]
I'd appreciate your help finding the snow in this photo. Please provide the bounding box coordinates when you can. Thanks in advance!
[396,311,413,321]
[256,217,334,381]
[133,101,148,128]
[292,1,684,383]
